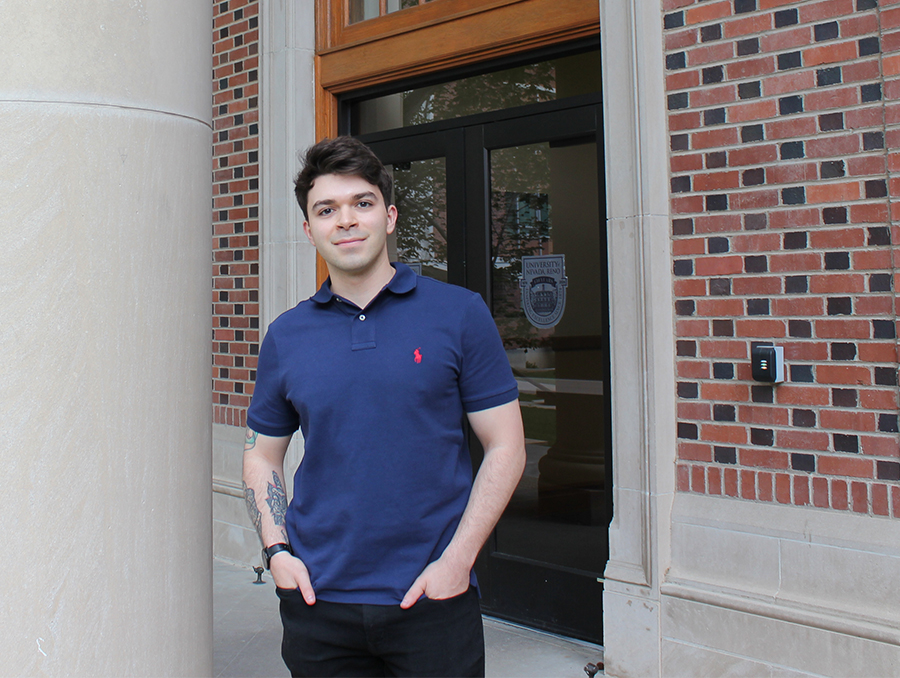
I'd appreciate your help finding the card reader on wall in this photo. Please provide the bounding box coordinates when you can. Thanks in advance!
[751,345,785,383]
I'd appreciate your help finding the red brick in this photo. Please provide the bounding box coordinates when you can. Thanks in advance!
[809,276,866,297]
[678,360,712,379]
[672,237,707,256]
[819,455,874,478]
[776,429,831,450]
[831,479,849,510]
[671,195,705,214]
[816,365,872,386]
[730,189,781,210]
[685,0,731,24]
[819,409,876,432]
[849,203,888,223]
[859,389,899,411]
[667,71,701,91]
[772,297,825,316]
[846,106,883,129]
[769,162,818,184]
[703,424,749,444]
[701,382,751,402]
[768,208,821,228]
[893,486,900,519]
[839,13,878,38]
[723,14,772,38]
[730,99,779,123]
[740,448,789,469]
[741,470,757,500]
[734,318,788,338]
[738,405,790,427]
[666,28,698,51]
[775,473,792,503]
[769,252,822,273]
[854,296,894,315]
[691,127,740,149]
[859,342,900,363]
[760,25,812,52]
[728,144,778,167]
[813,318,869,338]
[842,59,881,84]
[680,441,713,462]
[872,484,890,516]
[766,116,818,140]
[732,233,781,252]
[696,298,745,316]
[724,467,739,497]
[733,277,782,296]
[674,279,706,296]
[859,435,900,457]
[687,42,736,67]
[726,57,776,81]
[694,214,743,233]
[693,171,741,191]
[851,481,869,513]
[698,340,748,359]
[806,86,860,113]
[806,134,860,158]
[847,155,887,177]
[853,249,894,270]
[806,182,861,204]
[709,466,723,495]
[758,471,774,502]
[793,475,810,506]
[804,41,858,68]
[782,342,828,362]
[763,71,816,97]
[809,226,867,249]
[691,85,738,108]
[677,319,711,336]
[812,477,830,508]
[695,256,744,276]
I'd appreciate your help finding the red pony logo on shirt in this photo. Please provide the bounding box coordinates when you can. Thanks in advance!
[414,348,422,364]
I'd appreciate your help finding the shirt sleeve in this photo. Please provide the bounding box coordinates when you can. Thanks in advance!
[246,328,301,437]
[458,293,519,412]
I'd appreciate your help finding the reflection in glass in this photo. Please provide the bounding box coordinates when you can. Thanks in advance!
[490,140,606,575]
[387,157,448,282]
[354,51,601,133]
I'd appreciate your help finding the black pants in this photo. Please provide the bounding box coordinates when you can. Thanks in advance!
[277,586,485,677]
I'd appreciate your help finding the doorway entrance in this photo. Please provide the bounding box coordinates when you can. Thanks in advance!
[347,64,610,644]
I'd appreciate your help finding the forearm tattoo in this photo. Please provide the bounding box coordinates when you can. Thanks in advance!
[266,471,288,527]
[244,429,258,450]
[243,482,264,542]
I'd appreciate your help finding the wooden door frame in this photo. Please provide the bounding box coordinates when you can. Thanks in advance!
[313,0,600,286]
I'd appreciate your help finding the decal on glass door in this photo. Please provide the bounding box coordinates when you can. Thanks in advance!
[519,255,568,328]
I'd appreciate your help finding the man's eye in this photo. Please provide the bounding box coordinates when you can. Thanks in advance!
[357,201,371,208]
[318,207,333,216]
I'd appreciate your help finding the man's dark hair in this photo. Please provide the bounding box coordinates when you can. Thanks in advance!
[294,136,393,220]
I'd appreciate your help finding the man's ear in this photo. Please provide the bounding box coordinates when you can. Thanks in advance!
[386,205,398,235]
[303,220,315,246]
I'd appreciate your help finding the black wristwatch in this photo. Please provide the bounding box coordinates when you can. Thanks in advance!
[262,542,293,569]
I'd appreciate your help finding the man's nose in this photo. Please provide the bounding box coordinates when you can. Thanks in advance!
[335,205,356,229]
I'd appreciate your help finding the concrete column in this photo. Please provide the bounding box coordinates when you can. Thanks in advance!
[0,2,213,675]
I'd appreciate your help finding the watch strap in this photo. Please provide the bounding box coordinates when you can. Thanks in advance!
[262,542,292,569]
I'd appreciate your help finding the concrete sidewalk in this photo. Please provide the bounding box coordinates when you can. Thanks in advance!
[214,559,604,678]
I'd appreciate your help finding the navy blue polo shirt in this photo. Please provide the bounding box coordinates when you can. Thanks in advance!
[247,263,518,605]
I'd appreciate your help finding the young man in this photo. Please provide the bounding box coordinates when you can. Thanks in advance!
[242,136,526,677]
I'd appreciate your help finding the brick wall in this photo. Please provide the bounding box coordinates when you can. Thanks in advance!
[212,0,260,428]
[665,0,900,517]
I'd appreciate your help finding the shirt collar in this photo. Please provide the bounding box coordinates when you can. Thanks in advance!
[311,262,418,305]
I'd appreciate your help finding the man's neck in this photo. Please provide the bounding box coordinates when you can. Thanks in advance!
[328,259,396,309]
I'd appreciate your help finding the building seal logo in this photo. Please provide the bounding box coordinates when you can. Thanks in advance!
[519,254,568,328]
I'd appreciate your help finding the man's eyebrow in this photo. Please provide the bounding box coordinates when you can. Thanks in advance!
[310,191,377,211]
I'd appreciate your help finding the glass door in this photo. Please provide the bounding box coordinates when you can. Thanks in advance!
[363,104,609,644]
